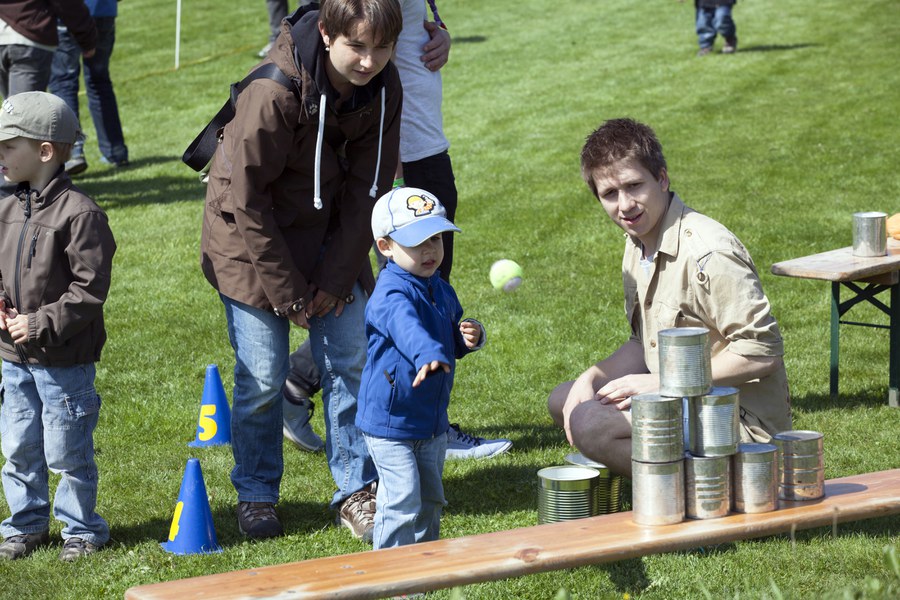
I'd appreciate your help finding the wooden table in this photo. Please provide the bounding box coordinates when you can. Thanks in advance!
[771,239,900,407]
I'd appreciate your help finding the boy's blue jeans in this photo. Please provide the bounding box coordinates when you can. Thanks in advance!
[364,433,447,549]
[50,18,129,165]
[221,282,376,509]
[696,5,736,49]
[0,361,109,546]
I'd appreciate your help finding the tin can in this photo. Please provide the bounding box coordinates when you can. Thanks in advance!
[733,443,778,513]
[537,466,599,524]
[772,430,825,501]
[688,387,740,457]
[659,327,712,397]
[852,211,887,257]
[632,459,685,526]
[685,453,731,519]
[632,393,684,463]
[565,453,622,514]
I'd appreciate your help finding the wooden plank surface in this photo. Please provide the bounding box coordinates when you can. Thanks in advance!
[125,469,900,600]
[771,239,900,282]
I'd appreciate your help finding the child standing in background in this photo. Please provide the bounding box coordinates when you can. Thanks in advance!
[695,0,738,56]
[0,92,116,561]
[357,186,485,549]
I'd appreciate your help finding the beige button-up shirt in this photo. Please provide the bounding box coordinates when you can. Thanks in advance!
[623,194,792,439]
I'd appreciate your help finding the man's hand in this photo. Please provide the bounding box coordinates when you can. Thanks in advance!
[421,21,450,71]
[594,373,660,411]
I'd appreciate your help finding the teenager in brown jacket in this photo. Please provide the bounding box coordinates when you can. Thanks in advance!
[199,0,402,541]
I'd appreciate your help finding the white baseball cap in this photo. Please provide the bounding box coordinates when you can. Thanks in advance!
[371,186,461,247]
[0,92,80,144]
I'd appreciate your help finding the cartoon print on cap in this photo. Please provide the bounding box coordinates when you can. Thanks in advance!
[407,193,436,217]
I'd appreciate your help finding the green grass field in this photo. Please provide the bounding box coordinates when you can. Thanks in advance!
[1,0,899,598]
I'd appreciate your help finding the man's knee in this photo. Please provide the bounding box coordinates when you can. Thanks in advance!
[547,381,572,426]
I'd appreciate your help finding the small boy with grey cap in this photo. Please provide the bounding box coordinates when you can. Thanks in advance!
[356,186,485,549]
[0,91,116,561]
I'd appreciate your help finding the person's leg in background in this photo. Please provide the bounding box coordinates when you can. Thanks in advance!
[282,338,325,452]
[714,4,737,54]
[402,151,457,282]
[260,0,288,57]
[49,25,88,174]
[695,5,717,55]
[81,17,128,166]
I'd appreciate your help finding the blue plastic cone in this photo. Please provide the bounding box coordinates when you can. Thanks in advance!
[161,458,222,555]
[188,364,231,447]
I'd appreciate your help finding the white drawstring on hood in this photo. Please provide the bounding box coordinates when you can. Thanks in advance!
[313,92,326,210]
[312,88,386,210]
[368,88,385,199]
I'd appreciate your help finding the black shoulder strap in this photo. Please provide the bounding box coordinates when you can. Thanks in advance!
[182,63,299,172]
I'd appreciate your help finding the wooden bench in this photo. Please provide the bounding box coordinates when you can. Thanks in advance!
[772,239,900,406]
[125,469,900,600]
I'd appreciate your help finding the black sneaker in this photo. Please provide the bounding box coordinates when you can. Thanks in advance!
[237,501,283,539]
[0,531,49,560]
[58,537,100,562]
[338,483,376,543]
[722,37,738,54]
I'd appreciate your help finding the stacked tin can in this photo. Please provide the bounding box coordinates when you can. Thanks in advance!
[633,327,742,524]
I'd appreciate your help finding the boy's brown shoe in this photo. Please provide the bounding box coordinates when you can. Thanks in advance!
[338,483,376,543]
[0,531,50,560]
[58,537,100,562]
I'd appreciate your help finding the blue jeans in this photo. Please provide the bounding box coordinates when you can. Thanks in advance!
[221,295,290,503]
[696,5,736,49]
[0,44,53,99]
[364,433,447,549]
[307,283,378,509]
[49,18,128,164]
[0,361,109,546]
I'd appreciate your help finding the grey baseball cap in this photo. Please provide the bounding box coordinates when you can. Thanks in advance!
[371,186,461,247]
[0,92,80,144]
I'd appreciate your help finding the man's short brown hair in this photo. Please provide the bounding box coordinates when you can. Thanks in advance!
[581,118,668,198]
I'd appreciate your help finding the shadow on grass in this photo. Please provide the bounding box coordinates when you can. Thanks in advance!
[791,388,890,412]
[68,156,204,209]
[737,43,821,53]
[108,499,334,549]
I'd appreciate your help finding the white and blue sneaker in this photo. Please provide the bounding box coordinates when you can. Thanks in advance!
[283,380,325,452]
[445,423,512,460]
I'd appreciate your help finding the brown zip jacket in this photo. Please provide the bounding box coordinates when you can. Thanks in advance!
[0,172,116,366]
[200,7,402,314]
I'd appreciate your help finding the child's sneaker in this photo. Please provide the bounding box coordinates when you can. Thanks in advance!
[445,424,512,460]
[0,531,49,560]
[58,537,100,562]
[338,483,376,543]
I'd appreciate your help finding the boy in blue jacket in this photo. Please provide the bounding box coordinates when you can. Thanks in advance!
[357,186,484,549]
